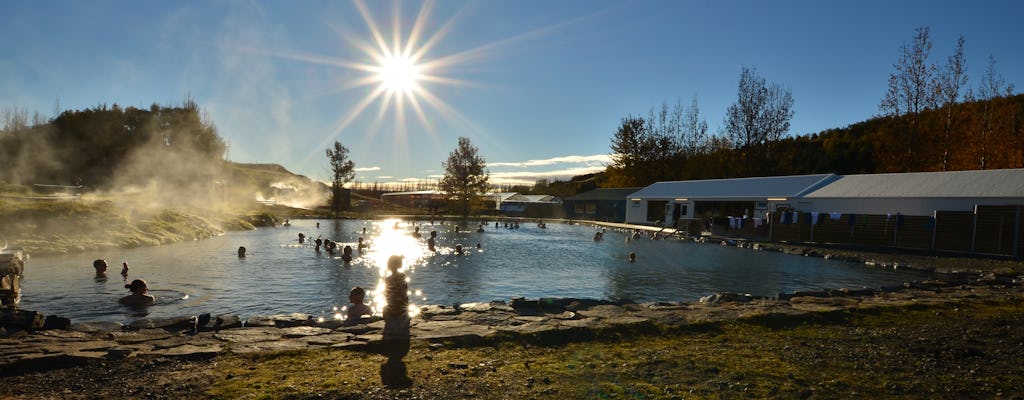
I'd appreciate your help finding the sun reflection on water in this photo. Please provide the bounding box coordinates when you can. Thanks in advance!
[364,218,428,318]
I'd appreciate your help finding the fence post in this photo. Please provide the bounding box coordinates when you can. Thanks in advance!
[971,205,979,255]
[892,212,899,248]
[931,210,938,252]
[809,212,815,243]
[1014,206,1021,259]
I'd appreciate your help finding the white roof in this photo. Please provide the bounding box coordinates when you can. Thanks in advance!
[488,192,519,202]
[804,168,1024,198]
[380,190,441,197]
[504,194,559,203]
[628,174,836,199]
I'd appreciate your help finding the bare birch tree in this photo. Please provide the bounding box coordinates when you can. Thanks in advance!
[880,26,936,171]
[934,35,967,171]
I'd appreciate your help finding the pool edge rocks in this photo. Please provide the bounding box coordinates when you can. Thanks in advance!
[1,273,1022,375]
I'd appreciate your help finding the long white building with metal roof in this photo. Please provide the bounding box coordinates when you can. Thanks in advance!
[624,169,1024,225]
[623,168,1024,257]
[801,169,1024,216]
[624,174,838,225]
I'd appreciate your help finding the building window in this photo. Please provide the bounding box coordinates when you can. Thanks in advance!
[631,199,641,207]
[647,201,667,222]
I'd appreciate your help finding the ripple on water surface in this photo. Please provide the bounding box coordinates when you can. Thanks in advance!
[17,219,933,323]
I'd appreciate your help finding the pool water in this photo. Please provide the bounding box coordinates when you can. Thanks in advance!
[17,218,932,323]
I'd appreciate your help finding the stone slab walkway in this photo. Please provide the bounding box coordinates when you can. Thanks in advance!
[2,273,1021,375]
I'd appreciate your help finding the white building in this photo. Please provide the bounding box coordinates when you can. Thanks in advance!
[624,174,836,225]
[800,169,1024,216]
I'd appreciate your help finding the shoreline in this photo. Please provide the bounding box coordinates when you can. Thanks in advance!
[2,220,1023,397]
[2,272,1023,398]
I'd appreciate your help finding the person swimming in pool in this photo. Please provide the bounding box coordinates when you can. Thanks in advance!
[345,286,372,324]
[342,245,353,263]
[119,279,155,306]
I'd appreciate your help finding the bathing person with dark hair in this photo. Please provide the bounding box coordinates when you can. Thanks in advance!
[629,252,636,263]
[119,279,155,306]
[346,286,372,324]
[342,245,353,263]
[298,232,306,244]
[427,231,437,252]
[455,244,463,255]
[237,246,247,258]
[120,262,129,277]
[315,237,323,252]
[357,237,367,251]
[93,259,108,278]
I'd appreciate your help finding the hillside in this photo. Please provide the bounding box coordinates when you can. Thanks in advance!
[601,94,1024,188]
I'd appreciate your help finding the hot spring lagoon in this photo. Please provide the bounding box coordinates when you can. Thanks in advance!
[18,218,934,324]
[5,218,1024,399]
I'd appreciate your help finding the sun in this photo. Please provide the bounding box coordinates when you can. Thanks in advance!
[376,54,421,94]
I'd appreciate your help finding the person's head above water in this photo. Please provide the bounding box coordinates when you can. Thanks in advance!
[237,246,246,257]
[387,255,403,272]
[349,286,366,303]
[125,279,148,294]
[93,259,108,274]
[119,279,156,306]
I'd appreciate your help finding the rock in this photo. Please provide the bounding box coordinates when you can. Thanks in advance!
[70,321,123,333]
[42,315,72,331]
[125,316,195,332]
[105,347,133,360]
[280,326,332,338]
[419,305,459,319]
[199,315,241,331]
[698,293,755,305]
[109,329,173,344]
[245,313,312,328]
[213,327,283,343]
[0,309,44,331]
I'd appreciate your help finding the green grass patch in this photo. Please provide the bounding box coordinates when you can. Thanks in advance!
[203,299,1024,399]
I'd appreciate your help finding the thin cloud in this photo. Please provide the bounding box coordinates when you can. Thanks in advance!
[354,166,381,171]
[427,165,606,186]
[489,154,610,168]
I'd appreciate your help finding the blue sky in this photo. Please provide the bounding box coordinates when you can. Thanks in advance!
[2,0,1022,186]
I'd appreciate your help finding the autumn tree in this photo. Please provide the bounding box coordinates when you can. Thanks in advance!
[439,137,489,216]
[325,141,355,211]
[724,66,794,174]
[880,26,937,171]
